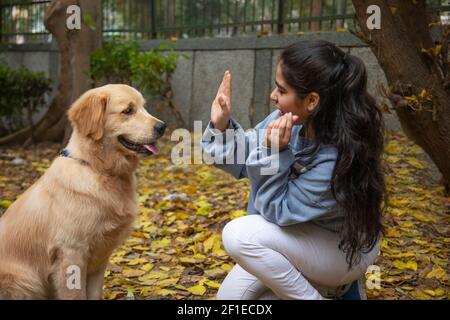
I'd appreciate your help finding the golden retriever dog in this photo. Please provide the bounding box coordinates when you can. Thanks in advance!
[0,84,165,299]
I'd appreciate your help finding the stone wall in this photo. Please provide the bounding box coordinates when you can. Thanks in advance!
[0,32,401,131]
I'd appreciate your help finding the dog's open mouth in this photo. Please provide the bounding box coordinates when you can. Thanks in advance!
[118,135,159,155]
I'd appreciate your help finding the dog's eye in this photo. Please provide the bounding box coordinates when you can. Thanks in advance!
[122,107,134,115]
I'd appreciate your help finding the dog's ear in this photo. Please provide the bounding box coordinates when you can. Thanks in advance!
[68,90,107,141]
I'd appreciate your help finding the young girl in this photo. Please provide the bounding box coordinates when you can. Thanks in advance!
[201,40,385,300]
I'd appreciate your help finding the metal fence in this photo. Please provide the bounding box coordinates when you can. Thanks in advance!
[0,0,51,44]
[102,0,357,40]
[0,0,448,44]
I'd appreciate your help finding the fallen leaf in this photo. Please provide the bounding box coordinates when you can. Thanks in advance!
[187,284,206,296]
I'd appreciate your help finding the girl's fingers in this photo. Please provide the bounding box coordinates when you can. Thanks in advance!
[278,116,287,138]
[266,120,276,146]
[284,113,293,142]
[266,125,272,146]
[286,113,293,132]
[273,117,281,129]
[224,71,231,101]
[218,95,227,109]
[216,71,228,96]
[266,113,296,148]
[217,71,231,103]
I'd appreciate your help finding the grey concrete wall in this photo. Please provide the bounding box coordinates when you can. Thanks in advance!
[0,42,59,125]
[0,32,401,131]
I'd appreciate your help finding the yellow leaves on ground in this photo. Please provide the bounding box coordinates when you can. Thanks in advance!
[195,199,212,216]
[97,134,247,299]
[203,279,221,289]
[405,157,425,169]
[31,161,48,173]
[138,271,170,282]
[187,284,206,296]
[220,263,233,272]
[0,130,448,300]
[230,210,246,219]
[140,263,154,272]
[203,233,227,257]
[132,245,151,251]
[187,278,222,296]
[426,266,448,281]
[127,258,148,266]
[0,199,12,208]
[122,268,146,278]
[410,288,446,300]
[367,130,449,300]
[393,260,418,272]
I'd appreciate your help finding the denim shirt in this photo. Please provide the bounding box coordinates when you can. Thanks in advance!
[201,110,344,233]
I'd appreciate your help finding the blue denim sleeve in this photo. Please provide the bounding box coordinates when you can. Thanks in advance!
[201,118,254,179]
[245,146,337,226]
[201,111,281,179]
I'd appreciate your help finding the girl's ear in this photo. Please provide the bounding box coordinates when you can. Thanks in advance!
[68,90,107,141]
[307,92,320,112]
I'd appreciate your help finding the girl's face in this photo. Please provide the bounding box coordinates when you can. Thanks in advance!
[270,63,319,125]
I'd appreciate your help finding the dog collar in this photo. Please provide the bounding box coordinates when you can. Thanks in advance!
[59,148,90,166]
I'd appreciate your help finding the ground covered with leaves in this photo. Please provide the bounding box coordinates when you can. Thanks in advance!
[0,129,448,300]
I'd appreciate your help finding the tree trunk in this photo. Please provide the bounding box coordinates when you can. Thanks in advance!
[310,0,322,32]
[0,0,101,146]
[352,0,450,191]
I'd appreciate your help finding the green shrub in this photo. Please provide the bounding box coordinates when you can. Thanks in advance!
[0,63,52,133]
[90,37,140,84]
[90,37,189,125]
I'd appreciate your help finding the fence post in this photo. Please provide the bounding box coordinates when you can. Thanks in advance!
[311,0,322,31]
[149,0,157,39]
[336,0,345,29]
[0,4,2,43]
[165,0,175,38]
[277,0,285,34]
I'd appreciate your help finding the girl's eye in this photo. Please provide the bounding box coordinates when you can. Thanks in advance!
[122,107,134,115]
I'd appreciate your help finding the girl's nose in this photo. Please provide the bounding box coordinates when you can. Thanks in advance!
[270,89,277,102]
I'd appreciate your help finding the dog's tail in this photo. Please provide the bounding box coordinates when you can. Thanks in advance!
[0,262,47,299]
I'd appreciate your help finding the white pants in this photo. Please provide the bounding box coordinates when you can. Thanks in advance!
[217,215,380,300]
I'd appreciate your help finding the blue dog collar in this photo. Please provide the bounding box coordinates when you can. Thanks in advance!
[59,148,90,166]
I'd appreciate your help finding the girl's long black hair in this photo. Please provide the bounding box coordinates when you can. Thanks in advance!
[280,40,386,269]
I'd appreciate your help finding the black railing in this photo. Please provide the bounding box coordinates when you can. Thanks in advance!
[0,0,448,44]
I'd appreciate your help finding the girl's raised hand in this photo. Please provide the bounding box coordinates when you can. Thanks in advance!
[265,112,299,150]
[211,71,232,132]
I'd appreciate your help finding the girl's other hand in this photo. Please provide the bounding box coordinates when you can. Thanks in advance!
[265,112,299,150]
[211,71,232,132]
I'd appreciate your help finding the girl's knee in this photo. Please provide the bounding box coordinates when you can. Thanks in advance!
[222,215,273,259]
[222,217,246,258]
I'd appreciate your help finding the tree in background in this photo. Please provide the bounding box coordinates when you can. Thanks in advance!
[352,0,450,192]
[0,0,101,145]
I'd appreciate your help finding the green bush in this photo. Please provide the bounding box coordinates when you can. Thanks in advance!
[0,63,52,133]
[90,37,189,125]
[90,37,140,84]
[129,46,180,98]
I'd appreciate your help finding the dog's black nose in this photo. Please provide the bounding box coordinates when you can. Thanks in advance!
[154,122,166,136]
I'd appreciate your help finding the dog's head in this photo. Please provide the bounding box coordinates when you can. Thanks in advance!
[68,84,166,157]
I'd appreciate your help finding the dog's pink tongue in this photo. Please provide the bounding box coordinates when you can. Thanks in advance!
[143,144,159,155]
